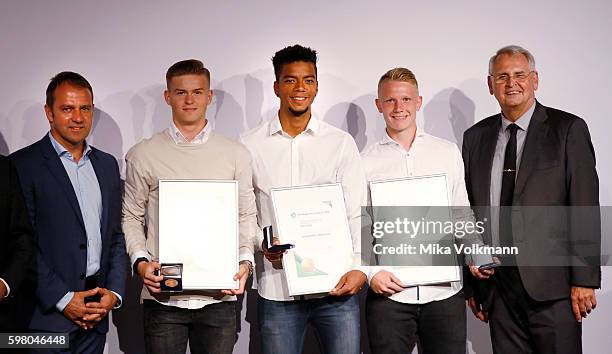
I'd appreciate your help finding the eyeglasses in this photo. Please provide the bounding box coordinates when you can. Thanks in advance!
[490,71,534,84]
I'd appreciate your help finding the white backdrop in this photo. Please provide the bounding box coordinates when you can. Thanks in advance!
[1,1,610,353]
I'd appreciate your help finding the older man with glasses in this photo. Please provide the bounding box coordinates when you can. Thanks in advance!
[462,45,601,354]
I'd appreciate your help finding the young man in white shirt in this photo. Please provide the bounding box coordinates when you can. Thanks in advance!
[122,59,257,354]
[362,68,491,353]
[240,44,367,354]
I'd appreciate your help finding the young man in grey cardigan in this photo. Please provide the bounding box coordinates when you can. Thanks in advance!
[122,59,257,354]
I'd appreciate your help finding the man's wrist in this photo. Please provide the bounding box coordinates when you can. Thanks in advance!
[133,257,149,275]
[56,292,74,312]
[110,290,122,309]
[239,260,253,276]
[0,278,9,298]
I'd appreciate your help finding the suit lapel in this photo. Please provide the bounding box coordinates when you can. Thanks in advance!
[515,102,548,197]
[90,150,109,242]
[39,135,86,231]
[477,117,501,206]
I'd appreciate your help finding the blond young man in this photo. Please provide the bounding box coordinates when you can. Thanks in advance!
[363,68,490,353]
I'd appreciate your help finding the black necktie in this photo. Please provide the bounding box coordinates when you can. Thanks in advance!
[500,124,518,247]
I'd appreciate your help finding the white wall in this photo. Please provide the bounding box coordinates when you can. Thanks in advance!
[1,1,610,353]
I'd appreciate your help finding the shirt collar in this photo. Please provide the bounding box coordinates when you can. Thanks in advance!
[501,101,535,132]
[48,131,92,160]
[268,113,320,136]
[168,119,211,144]
[379,125,425,147]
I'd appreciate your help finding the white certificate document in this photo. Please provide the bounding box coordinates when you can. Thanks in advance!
[158,180,238,290]
[270,184,354,296]
[369,174,460,285]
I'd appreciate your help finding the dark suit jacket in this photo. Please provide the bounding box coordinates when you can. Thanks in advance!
[0,155,35,331]
[462,101,601,306]
[10,135,128,333]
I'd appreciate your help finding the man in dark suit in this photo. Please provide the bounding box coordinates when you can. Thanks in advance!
[0,155,35,332]
[462,45,600,353]
[10,72,128,353]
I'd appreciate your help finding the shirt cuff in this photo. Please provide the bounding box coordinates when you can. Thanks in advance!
[366,266,393,284]
[239,250,255,265]
[130,250,152,275]
[0,278,10,298]
[349,265,368,276]
[110,291,122,309]
[56,292,74,312]
[350,253,365,271]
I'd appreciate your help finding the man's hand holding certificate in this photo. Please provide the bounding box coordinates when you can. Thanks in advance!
[269,184,357,296]
[158,180,240,291]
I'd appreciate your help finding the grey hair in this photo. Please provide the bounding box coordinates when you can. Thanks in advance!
[488,45,536,75]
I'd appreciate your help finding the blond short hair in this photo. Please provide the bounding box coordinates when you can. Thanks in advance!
[378,67,418,94]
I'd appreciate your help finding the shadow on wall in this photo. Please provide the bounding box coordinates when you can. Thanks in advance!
[143,85,170,136]
[583,285,612,353]
[323,94,381,152]
[132,79,270,143]
[423,88,475,148]
[466,312,492,354]
[0,112,8,155]
[96,90,151,152]
[244,74,265,131]
[129,93,147,143]
[212,89,245,140]
[212,71,273,139]
[18,101,49,149]
[136,82,262,142]
[211,69,277,139]
[0,132,8,156]
[90,108,124,172]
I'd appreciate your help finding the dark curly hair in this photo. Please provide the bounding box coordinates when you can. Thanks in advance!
[272,44,317,81]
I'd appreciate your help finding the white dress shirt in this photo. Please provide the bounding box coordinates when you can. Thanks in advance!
[240,115,367,301]
[362,129,472,304]
[168,120,212,145]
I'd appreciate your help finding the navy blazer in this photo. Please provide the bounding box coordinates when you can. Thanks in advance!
[10,135,128,333]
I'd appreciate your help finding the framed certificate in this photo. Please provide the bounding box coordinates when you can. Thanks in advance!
[388,266,460,287]
[158,179,238,290]
[369,174,449,207]
[270,183,354,296]
[369,174,460,285]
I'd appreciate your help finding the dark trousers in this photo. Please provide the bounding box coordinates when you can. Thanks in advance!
[489,267,582,354]
[29,328,106,354]
[366,289,466,354]
[143,300,236,354]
